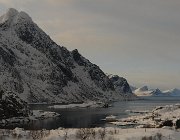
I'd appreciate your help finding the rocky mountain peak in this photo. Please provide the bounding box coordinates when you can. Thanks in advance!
[108,74,132,94]
[0,8,32,28]
[151,88,162,95]
[0,8,18,23]
[0,8,133,103]
[135,86,148,92]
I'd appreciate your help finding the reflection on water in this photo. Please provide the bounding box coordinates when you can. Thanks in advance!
[2,96,180,130]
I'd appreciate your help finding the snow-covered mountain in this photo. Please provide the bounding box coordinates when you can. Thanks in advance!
[162,88,180,96]
[134,86,153,96]
[134,85,180,97]
[151,88,163,96]
[0,8,129,103]
[107,75,138,99]
[134,86,163,96]
[134,86,148,93]
[108,75,132,94]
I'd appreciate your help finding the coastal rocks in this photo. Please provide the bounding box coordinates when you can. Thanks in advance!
[0,88,60,126]
[48,101,109,109]
[160,120,173,127]
[0,90,30,119]
[109,104,180,129]
[31,110,60,120]
[104,115,117,122]
[175,119,180,129]
[0,110,60,127]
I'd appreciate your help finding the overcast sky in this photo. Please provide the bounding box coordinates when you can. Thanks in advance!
[0,0,180,90]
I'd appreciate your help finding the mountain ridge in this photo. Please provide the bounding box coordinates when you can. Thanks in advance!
[134,85,180,96]
[0,8,134,103]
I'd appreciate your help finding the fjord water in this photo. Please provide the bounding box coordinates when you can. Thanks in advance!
[5,96,180,130]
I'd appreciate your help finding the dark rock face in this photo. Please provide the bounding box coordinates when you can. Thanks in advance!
[108,75,132,94]
[0,46,16,66]
[72,49,84,66]
[0,8,124,103]
[175,119,180,129]
[160,120,173,127]
[0,90,30,119]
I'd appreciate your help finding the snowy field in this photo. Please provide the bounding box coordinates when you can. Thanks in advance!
[110,104,180,129]
[0,127,179,140]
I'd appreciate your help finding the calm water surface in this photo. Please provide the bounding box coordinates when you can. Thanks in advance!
[4,96,180,130]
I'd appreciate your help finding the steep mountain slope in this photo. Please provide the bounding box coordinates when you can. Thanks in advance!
[130,85,137,92]
[0,8,125,103]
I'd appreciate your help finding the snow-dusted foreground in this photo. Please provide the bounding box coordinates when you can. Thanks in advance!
[1,104,180,139]
[110,104,180,129]
[0,127,179,140]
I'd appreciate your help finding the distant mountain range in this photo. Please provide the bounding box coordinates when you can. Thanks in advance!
[0,8,134,103]
[162,88,180,96]
[133,86,180,96]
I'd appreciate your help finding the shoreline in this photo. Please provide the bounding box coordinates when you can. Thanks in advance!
[0,110,60,128]
[1,103,180,139]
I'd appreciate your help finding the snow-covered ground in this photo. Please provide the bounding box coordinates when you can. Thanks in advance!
[0,127,179,140]
[1,104,180,139]
[110,104,180,130]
